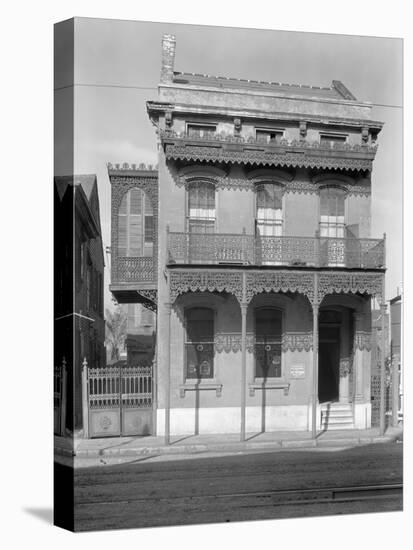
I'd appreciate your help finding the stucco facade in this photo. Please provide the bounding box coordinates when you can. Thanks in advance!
[109,34,386,438]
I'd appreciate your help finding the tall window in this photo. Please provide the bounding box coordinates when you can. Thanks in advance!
[187,123,217,138]
[255,308,282,378]
[319,187,346,238]
[256,183,283,237]
[185,307,214,379]
[319,133,347,145]
[256,128,284,144]
[118,189,154,257]
[187,182,216,233]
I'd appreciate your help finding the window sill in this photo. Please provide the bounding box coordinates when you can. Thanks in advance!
[180,382,222,398]
[249,380,290,397]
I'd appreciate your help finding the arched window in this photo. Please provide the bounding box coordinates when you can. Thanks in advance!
[187,181,216,233]
[255,308,283,378]
[256,183,283,237]
[118,189,154,257]
[185,307,214,379]
[319,186,346,238]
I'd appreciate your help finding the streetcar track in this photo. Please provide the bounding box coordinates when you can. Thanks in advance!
[75,482,402,507]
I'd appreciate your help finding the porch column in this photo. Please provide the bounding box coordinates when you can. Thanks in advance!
[240,301,248,441]
[353,312,365,403]
[339,309,350,403]
[164,302,172,445]
[379,302,387,436]
[240,271,248,442]
[311,273,319,439]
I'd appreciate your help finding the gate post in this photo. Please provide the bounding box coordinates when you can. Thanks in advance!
[82,357,89,439]
[60,357,67,436]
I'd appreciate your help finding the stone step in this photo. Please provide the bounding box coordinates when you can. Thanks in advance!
[320,402,353,410]
[321,423,355,430]
[322,412,353,420]
[322,416,354,424]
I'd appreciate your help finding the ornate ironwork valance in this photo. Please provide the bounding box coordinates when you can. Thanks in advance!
[169,268,384,307]
[212,332,313,353]
[169,271,244,303]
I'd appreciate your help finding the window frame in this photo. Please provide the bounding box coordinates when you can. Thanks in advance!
[184,306,216,381]
[117,188,154,258]
[254,182,284,237]
[186,180,217,234]
[186,122,217,138]
[255,127,285,144]
[254,306,284,380]
[319,132,348,145]
[318,185,347,238]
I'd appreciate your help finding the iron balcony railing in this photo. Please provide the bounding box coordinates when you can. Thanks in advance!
[167,232,385,269]
[112,256,154,283]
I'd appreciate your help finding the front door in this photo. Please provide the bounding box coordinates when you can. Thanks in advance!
[318,324,340,402]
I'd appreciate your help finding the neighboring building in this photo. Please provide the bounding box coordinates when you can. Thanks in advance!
[371,308,390,373]
[390,294,402,418]
[123,303,156,365]
[55,174,105,433]
[110,35,386,437]
[108,162,158,371]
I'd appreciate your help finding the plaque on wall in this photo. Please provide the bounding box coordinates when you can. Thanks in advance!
[290,364,306,379]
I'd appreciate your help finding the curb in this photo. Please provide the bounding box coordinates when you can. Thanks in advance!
[68,431,401,460]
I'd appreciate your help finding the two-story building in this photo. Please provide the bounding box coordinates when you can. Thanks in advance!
[110,35,386,440]
[55,174,105,434]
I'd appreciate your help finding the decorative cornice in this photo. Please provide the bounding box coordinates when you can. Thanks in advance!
[175,167,370,196]
[164,143,374,172]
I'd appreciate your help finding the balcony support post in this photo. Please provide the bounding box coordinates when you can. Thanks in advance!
[240,272,248,441]
[164,300,172,445]
[379,301,387,436]
[311,273,319,439]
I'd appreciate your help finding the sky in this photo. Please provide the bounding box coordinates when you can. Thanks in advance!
[56,17,403,309]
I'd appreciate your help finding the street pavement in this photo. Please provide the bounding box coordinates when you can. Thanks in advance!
[70,441,403,531]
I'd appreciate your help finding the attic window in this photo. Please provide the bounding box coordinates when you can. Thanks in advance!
[187,123,217,138]
[256,128,284,144]
[320,133,347,144]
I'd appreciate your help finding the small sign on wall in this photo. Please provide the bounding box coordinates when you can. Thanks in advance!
[290,364,306,379]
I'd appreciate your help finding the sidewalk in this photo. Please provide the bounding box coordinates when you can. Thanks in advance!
[55,425,403,463]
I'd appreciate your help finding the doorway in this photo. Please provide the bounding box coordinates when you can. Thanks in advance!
[318,310,341,403]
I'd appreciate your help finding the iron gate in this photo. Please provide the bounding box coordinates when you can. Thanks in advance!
[54,360,67,436]
[87,365,153,438]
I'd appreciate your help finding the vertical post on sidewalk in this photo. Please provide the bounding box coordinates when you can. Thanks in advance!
[311,273,319,439]
[240,272,248,441]
[379,302,387,436]
[81,357,89,439]
[164,301,172,445]
[60,357,67,436]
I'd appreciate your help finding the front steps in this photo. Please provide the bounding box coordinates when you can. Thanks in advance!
[321,402,354,430]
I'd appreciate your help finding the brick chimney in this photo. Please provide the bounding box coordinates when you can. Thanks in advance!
[160,34,176,84]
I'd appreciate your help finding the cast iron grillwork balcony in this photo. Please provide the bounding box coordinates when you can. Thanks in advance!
[167,232,385,269]
[112,256,154,283]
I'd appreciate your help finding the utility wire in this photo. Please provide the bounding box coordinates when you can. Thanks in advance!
[54,82,403,109]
